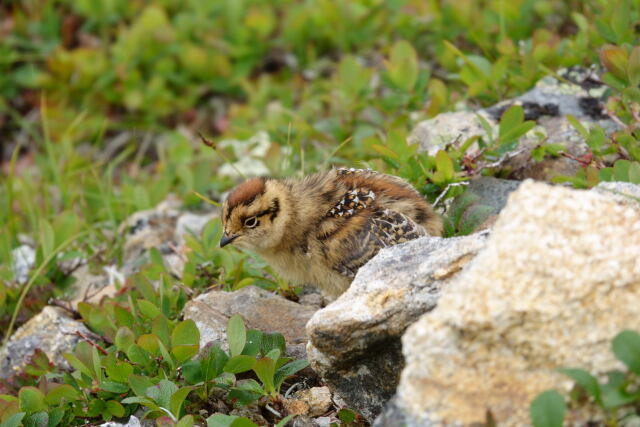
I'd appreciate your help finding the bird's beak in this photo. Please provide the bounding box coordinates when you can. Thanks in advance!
[220,232,239,248]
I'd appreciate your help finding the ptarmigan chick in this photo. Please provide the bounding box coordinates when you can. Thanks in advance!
[220,168,442,298]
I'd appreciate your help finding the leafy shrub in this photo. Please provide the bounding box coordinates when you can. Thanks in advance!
[530,330,640,426]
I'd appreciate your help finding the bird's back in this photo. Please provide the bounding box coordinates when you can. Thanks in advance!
[283,168,443,297]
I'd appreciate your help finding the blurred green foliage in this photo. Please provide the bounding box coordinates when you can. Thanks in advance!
[2,0,639,335]
[1,0,640,424]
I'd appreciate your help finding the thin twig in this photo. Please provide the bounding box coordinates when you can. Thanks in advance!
[284,382,303,398]
[433,181,469,208]
[265,403,282,418]
[49,299,80,317]
[74,331,109,355]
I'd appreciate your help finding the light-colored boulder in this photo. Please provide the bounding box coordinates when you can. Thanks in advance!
[306,233,488,420]
[389,181,640,426]
[183,286,318,358]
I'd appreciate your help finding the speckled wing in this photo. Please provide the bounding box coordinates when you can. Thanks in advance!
[333,209,427,278]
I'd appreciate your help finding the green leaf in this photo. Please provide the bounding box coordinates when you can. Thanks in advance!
[129,374,154,397]
[0,413,25,427]
[18,388,46,414]
[137,299,161,320]
[114,306,135,328]
[274,415,293,427]
[499,105,524,138]
[172,345,199,364]
[206,414,251,427]
[242,330,263,356]
[100,381,129,394]
[612,330,640,375]
[274,359,309,390]
[628,162,640,184]
[202,347,229,380]
[600,45,629,82]
[39,219,55,259]
[435,150,454,181]
[48,408,64,427]
[146,380,178,410]
[613,159,631,182]
[227,387,263,406]
[337,408,357,423]
[105,400,125,418]
[557,368,601,403]
[105,361,134,384]
[169,386,193,418]
[566,115,588,139]
[120,396,160,412]
[530,390,565,427]
[127,344,152,367]
[386,40,419,92]
[172,319,200,348]
[115,326,136,352]
[176,415,195,427]
[586,126,606,151]
[500,121,535,144]
[227,314,246,358]
[63,353,92,378]
[23,411,48,427]
[152,315,172,348]
[260,332,285,356]
[627,46,640,86]
[223,355,256,374]
[45,385,79,406]
[253,358,276,395]
[230,417,259,427]
[601,382,638,409]
[138,334,160,356]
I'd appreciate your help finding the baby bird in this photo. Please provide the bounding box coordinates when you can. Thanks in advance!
[220,168,443,298]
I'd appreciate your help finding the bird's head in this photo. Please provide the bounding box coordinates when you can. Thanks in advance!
[220,177,287,252]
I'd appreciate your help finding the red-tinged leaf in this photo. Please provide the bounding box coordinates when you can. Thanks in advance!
[600,45,629,82]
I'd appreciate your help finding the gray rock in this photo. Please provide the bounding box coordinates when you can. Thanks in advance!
[183,286,318,358]
[10,244,35,284]
[388,181,640,426]
[409,67,622,182]
[0,306,92,379]
[175,211,218,246]
[99,416,142,427]
[117,196,182,277]
[594,181,640,206]
[306,233,488,421]
[292,415,321,427]
[466,177,521,214]
[372,396,409,427]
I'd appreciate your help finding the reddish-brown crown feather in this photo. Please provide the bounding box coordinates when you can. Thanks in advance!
[226,177,267,211]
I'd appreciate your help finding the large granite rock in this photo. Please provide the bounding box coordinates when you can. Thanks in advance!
[381,181,640,426]
[306,233,488,421]
[0,306,92,379]
[183,286,318,358]
[409,67,621,181]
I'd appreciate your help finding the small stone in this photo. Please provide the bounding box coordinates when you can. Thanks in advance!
[0,306,93,379]
[99,416,142,427]
[283,398,310,416]
[291,415,321,427]
[294,386,332,417]
[183,286,318,357]
[10,244,35,284]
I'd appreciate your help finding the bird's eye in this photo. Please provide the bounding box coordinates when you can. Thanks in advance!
[244,216,258,228]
